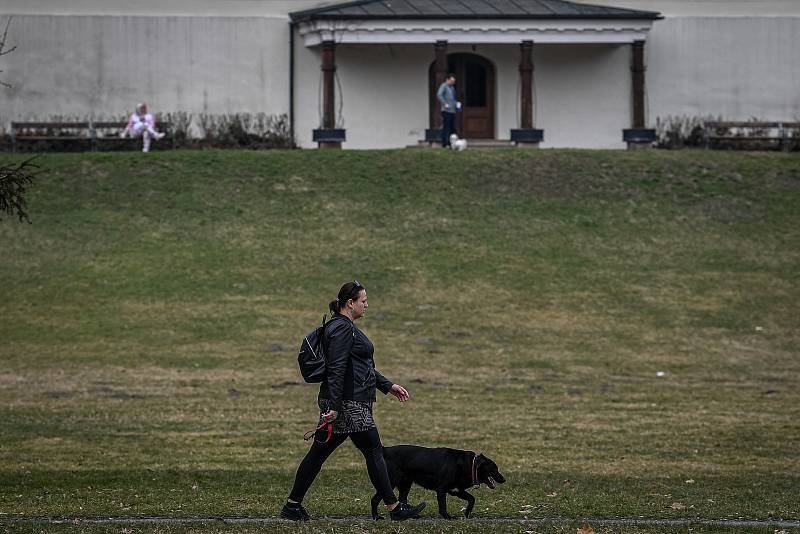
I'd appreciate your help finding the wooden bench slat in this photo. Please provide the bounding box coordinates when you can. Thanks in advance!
[706,121,800,129]
[12,122,91,128]
[708,136,787,141]
[93,122,173,128]
[14,136,89,140]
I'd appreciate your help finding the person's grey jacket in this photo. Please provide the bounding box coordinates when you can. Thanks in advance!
[437,82,457,114]
[318,314,393,410]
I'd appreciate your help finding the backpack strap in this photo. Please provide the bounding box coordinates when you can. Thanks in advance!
[322,314,356,362]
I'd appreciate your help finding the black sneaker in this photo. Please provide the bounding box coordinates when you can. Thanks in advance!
[389,500,426,521]
[280,502,310,521]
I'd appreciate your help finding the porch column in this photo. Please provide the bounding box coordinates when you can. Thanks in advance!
[623,40,655,148]
[520,40,533,129]
[425,40,448,144]
[322,40,336,129]
[511,40,544,147]
[313,40,346,148]
[632,40,645,128]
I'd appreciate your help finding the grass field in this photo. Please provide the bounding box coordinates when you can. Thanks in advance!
[1,148,798,533]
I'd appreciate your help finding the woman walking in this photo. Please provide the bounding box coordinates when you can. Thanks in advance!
[280,281,426,521]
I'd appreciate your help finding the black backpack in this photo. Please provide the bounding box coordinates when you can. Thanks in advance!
[298,315,332,383]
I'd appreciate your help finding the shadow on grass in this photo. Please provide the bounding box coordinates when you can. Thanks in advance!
[2,469,798,521]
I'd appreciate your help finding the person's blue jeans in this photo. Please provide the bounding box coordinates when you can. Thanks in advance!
[441,111,456,147]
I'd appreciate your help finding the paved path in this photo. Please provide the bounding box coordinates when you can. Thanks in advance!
[6,515,800,528]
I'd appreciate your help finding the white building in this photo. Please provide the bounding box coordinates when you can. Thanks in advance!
[1,0,798,149]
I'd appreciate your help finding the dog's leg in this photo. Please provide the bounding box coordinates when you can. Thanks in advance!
[454,490,476,518]
[436,490,455,520]
[397,480,412,504]
[371,492,383,520]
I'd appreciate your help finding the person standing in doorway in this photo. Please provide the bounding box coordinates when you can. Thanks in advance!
[437,74,457,147]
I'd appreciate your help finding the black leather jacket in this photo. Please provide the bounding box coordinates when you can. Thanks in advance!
[318,314,393,411]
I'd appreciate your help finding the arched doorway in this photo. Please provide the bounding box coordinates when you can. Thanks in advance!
[429,53,496,139]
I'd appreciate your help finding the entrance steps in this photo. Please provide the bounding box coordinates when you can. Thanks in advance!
[412,139,520,149]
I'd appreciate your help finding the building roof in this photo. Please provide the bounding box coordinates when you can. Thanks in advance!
[290,0,661,22]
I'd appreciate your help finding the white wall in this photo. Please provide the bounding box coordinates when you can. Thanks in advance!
[0,0,327,17]
[4,0,798,18]
[294,43,431,149]
[536,44,630,149]
[0,15,292,122]
[646,16,800,122]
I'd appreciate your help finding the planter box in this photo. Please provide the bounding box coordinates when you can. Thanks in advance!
[510,129,544,145]
[313,128,346,148]
[623,128,656,146]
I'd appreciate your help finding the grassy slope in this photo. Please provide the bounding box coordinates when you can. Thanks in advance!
[0,149,798,529]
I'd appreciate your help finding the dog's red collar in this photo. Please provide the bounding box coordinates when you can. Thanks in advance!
[471,452,480,486]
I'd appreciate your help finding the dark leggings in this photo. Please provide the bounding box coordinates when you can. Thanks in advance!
[288,427,398,506]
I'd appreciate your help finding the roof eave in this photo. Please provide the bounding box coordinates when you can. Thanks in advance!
[292,13,663,23]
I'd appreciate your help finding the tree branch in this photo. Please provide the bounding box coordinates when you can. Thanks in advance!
[0,158,41,223]
[0,16,15,88]
[0,17,16,57]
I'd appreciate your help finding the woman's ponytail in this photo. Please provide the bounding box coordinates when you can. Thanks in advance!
[329,299,340,315]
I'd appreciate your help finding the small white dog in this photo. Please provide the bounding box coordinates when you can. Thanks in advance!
[449,134,468,151]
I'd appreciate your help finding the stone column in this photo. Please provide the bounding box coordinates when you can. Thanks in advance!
[632,40,645,129]
[623,40,655,148]
[314,40,345,148]
[433,40,448,129]
[511,40,543,147]
[519,40,534,129]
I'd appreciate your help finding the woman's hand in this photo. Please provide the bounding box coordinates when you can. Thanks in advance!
[321,410,338,423]
[389,384,410,403]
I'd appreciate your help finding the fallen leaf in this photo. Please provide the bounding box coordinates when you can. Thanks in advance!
[546,492,558,497]
[671,501,686,509]
[577,524,595,534]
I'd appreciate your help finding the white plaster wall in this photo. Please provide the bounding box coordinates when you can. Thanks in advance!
[4,0,799,18]
[646,17,800,122]
[294,43,431,149]
[0,15,292,122]
[535,44,630,148]
[0,0,328,17]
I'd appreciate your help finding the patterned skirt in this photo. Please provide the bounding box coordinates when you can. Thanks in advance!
[318,398,375,434]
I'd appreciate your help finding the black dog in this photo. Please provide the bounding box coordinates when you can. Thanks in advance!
[371,445,505,520]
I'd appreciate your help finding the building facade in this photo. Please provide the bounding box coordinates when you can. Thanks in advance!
[1,0,798,149]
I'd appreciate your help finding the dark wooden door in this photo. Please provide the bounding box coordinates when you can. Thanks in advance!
[430,53,496,139]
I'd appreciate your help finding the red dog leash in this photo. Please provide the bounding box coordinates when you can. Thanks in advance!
[303,422,333,444]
